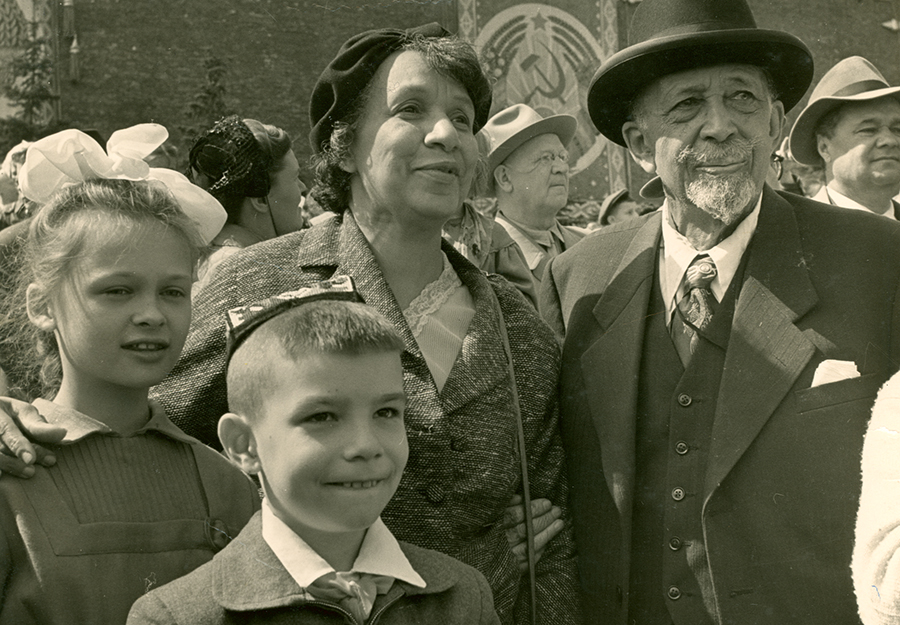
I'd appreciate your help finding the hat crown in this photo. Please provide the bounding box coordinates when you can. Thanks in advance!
[478,104,546,155]
[808,56,891,103]
[630,0,757,44]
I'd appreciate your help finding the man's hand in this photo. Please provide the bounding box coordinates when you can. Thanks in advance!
[0,397,65,477]
[503,494,564,573]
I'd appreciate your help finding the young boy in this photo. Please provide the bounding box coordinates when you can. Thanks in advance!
[128,278,500,625]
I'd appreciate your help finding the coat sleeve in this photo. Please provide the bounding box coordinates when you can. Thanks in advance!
[491,278,582,624]
[854,370,900,625]
[475,567,503,625]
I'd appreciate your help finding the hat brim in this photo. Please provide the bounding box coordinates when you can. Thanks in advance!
[588,29,814,146]
[788,86,900,165]
[598,188,629,224]
[488,114,577,172]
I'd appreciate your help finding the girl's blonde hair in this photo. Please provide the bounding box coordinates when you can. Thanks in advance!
[0,178,205,399]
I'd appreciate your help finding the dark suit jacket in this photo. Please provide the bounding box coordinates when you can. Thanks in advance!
[127,512,500,625]
[540,187,900,624]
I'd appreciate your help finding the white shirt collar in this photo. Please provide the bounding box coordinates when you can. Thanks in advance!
[659,194,762,324]
[825,185,896,219]
[260,499,426,590]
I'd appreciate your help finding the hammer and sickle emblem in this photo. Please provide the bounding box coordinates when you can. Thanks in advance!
[520,41,566,105]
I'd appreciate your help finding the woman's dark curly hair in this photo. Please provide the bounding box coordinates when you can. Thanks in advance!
[311,34,492,214]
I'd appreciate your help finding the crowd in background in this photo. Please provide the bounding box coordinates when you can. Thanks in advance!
[1,0,900,624]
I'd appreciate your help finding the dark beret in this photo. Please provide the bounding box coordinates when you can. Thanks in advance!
[308,23,489,154]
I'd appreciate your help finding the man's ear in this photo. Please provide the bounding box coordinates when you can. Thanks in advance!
[494,165,513,193]
[218,413,261,475]
[622,121,657,175]
[25,284,56,332]
[817,134,833,167]
[768,99,786,149]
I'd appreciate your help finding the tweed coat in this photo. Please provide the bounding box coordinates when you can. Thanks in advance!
[127,512,500,625]
[153,212,580,625]
[540,187,900,624]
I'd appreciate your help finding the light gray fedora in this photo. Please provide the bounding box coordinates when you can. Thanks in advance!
[477,104,577,173]
[789,56,900,165]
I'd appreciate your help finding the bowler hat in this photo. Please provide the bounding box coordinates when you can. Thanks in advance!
[588,0,813,146]
[788,56,900,165]
[478,104,577,173]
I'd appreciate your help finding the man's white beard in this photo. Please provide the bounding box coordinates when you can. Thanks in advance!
[677,137,761,225]
[685,172,757,225]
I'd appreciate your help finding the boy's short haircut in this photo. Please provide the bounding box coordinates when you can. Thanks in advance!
[226,300,404,419]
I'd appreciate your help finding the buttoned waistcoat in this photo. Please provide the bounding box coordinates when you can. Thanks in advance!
[540,186,900,624]
[153,212,580,625]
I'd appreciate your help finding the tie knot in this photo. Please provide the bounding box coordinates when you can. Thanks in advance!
[685,256,717,290]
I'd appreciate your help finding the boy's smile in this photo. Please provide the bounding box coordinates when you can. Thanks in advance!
[248,349,408,542]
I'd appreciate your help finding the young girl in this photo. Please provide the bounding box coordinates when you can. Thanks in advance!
[0,128,260,625]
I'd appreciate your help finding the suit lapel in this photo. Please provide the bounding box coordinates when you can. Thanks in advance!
[327,213,425,361]
[704,188,818,500]
[438,246,509,415]
[580,215,662,516]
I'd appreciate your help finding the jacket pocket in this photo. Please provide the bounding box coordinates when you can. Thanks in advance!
[795,371,883,413]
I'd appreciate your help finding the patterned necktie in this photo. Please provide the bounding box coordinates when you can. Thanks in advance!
[305,571,394,623]
[671,254,718,366]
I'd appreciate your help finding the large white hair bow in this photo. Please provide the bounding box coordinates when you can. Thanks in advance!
[19,124,226,244]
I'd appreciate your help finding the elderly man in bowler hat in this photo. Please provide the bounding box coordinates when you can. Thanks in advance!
[478,104,584,298]
[540,0,900,623]
[790,56,900,219]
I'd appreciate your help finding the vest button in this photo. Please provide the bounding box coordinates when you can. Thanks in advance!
[675,441,689,455]
[669,536,683,551]
[672,487,686,501]
[677,393,692,407]
[450,438,466,452]
[667,586,682,601]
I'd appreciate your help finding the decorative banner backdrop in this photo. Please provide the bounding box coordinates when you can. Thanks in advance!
[460,0,629,203]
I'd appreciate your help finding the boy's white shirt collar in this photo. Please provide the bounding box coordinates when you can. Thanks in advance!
[260,499,426,590]
[659,193,761,325]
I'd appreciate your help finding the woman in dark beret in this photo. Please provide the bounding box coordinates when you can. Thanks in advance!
[0,24,580,625]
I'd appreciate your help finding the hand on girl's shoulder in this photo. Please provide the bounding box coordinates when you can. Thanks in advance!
[0,396,65,478]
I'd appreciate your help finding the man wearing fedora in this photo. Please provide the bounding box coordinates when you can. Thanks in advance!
[539,0,900,623]
[790,56,900,219]
[595,188,658,228]
[478,104,584,298]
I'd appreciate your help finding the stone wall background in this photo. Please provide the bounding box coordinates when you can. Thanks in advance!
[2,0,900,207]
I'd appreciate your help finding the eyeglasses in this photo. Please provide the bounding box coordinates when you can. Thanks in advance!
[225,275,364,360]
[771,152,785,181]
[535,151,569,167]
